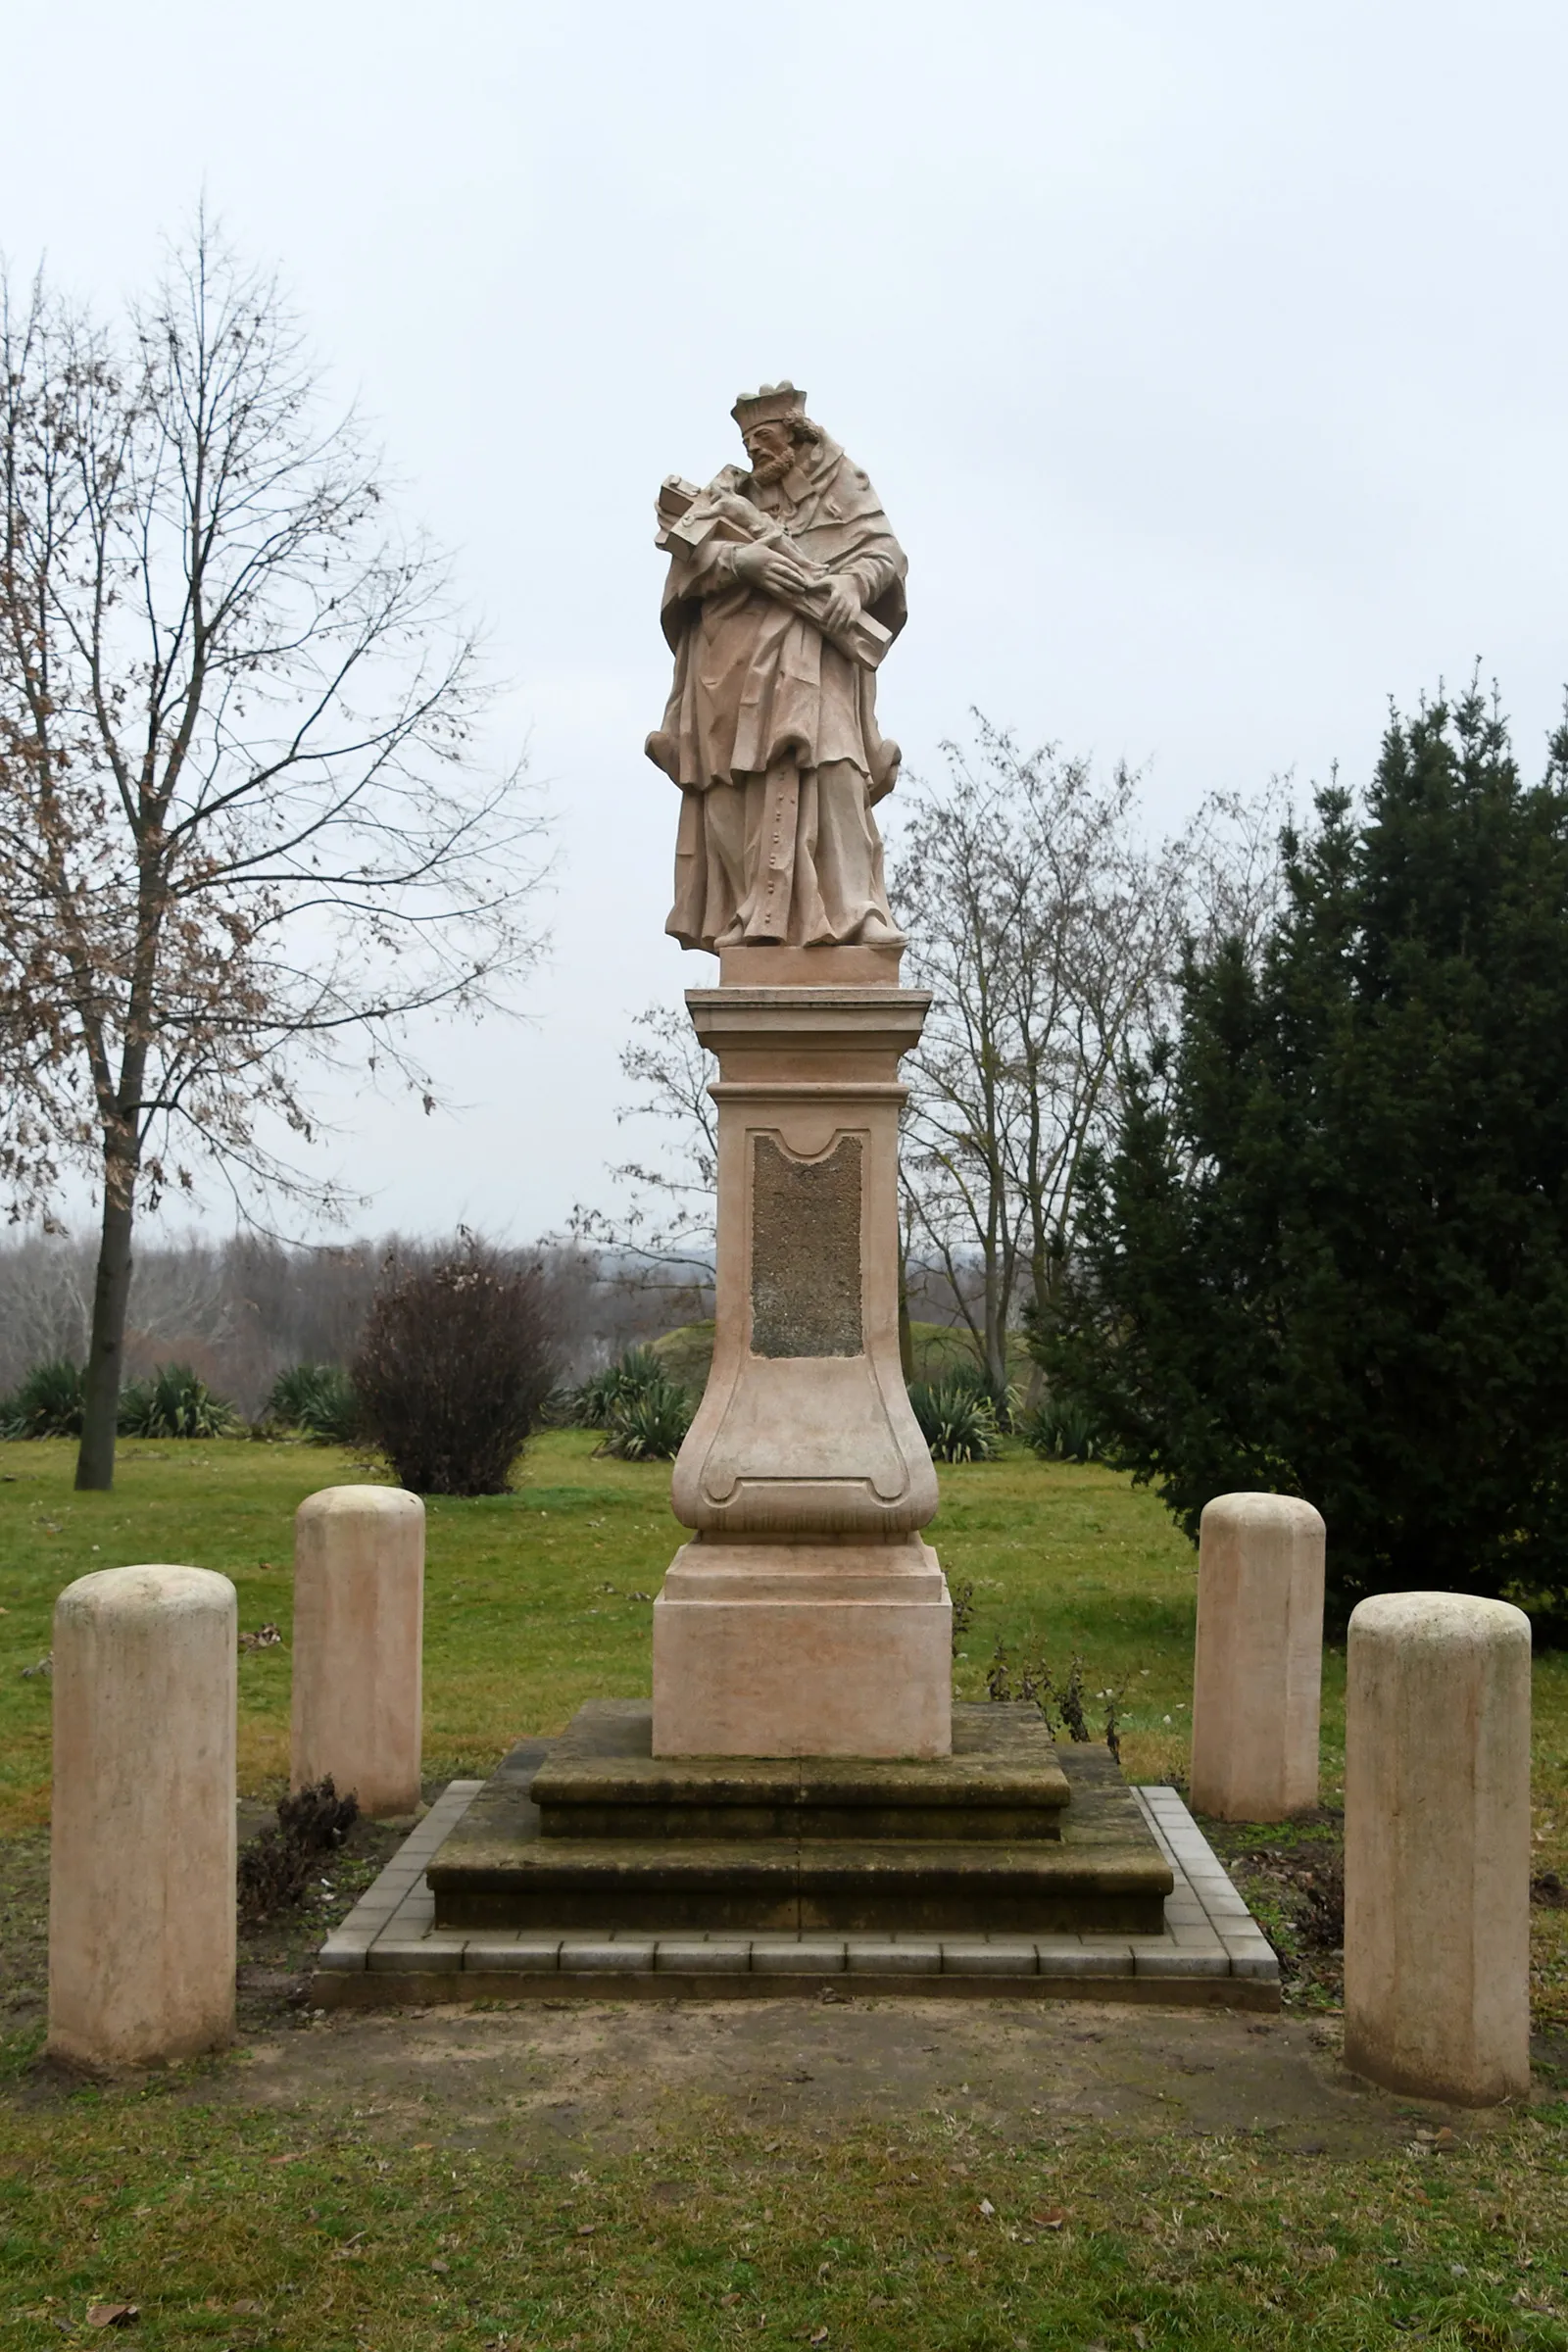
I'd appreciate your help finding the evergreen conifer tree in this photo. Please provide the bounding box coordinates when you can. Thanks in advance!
[1043,684,1568,1627]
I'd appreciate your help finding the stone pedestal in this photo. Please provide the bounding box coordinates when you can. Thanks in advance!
[422,955,1175,1943]
[292,1485,424,1816]
[1190,1493,1326,1821]
[653,954,951,1757]
[49,1564,236,2071]
[1344,1592,1532,2107]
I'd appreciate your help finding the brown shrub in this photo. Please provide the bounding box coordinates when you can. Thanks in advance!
[351,1239,558,1494]
[237,1777,359,1928]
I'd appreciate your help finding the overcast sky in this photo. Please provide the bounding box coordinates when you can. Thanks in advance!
[6,0,1567,1247]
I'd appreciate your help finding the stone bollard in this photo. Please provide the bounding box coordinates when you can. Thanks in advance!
[291,1486,424,1816]
[1190,1493,1326,1820]
[1345,1592,1532,2106]
[49,1564,237,2071]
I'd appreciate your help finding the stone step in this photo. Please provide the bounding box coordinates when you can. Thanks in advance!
[427,1709,1171,1936]
[529,1698,1072,1843]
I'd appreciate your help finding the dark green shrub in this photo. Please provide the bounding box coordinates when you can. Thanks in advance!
[352,1242,557,1495]
[118,1363,241,1439]
[0,1359,85,1439]
[600,1372,694,1461]
[1045,685,1568,1631]
[265,1362,361,1445]
[908,1371,1001,1462]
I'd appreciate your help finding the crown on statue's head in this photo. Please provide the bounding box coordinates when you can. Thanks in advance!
[731,380,808,432]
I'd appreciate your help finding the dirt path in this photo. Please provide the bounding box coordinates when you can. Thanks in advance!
[222,1996,1536,2162]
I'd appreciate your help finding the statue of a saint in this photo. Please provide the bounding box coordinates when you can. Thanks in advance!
[646,383,907,953]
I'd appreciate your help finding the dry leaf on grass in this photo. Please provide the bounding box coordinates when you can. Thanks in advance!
[85,2305,138,2329]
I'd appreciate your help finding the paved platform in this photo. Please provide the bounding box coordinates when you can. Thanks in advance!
[310,1775,1280,2011]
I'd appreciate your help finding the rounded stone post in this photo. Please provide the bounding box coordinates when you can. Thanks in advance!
[1190,1493,1326,1820]
[1345,1592,1532,2105]
[291,1486,424,1815]
[49,1565,237,2071]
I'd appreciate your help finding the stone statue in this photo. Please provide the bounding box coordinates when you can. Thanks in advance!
[645,383,907,953]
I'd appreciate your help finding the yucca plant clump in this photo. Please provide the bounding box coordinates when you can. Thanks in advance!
[600,1371,694,1461]
[118,1364,243,1439]
[265,1362,361,1445]
[352,1241,557,1495]
[569,1346,665,1429]
[0,1359,86,1439]
[1021,1395,1103,1464]
[908,1366,1002,1462]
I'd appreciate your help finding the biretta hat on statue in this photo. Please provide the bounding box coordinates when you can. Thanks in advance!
[732,380,808,431]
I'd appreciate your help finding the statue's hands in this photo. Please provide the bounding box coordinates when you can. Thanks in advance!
[815,575,861,638]
[732,541,812,600]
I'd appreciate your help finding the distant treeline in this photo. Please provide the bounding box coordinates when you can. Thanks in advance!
[0,1229,985,1421]
[0,1234,711,1417]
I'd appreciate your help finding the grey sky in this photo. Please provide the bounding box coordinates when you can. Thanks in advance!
[7,0,1567,1244]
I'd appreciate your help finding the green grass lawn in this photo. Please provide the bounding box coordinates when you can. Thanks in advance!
[5,1429,1566,1830]
[0,1430,1247,1825]
[2,2088,1565,2352]
[0,1431,1565,2349]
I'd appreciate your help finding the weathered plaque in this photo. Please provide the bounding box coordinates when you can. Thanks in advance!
[749,1133,863,1357]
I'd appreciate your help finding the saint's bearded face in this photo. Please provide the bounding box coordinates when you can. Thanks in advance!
[743,420,795,485]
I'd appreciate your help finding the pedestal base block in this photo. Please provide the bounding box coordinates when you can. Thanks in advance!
[652,1540,953,1758]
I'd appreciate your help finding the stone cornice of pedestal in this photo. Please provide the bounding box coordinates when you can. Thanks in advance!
[688,988,934,1104]
[686,986,932,1054]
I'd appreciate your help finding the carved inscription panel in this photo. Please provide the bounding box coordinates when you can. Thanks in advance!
[749,1134,863,1358]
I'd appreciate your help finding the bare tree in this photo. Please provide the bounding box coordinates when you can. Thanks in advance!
[890,720,1194,1401]
[0,223,547,1487]
[571,1003,717,1313]
[0,1236,95,1388]
[1181,775,1295,968]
